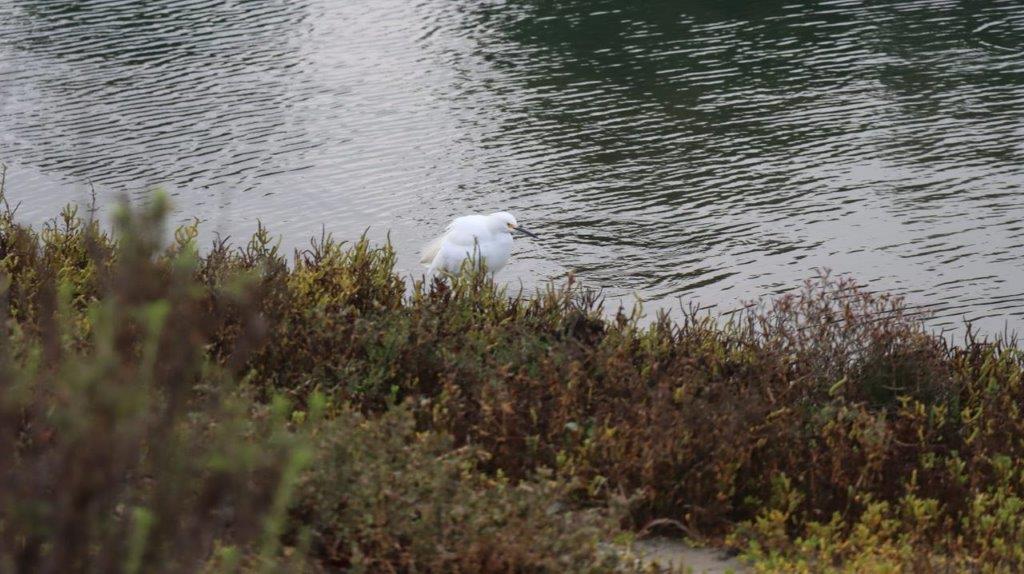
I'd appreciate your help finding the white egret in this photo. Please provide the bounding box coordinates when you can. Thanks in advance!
[420,211,538,275]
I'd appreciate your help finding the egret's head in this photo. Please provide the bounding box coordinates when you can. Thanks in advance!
[489,211,538,239]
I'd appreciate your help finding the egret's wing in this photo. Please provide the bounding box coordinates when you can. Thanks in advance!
[420,215,487,266]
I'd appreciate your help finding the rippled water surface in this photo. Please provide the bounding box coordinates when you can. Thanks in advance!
[2,0,1023,331]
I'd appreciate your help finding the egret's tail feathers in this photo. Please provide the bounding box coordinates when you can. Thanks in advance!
[420,234,446,265]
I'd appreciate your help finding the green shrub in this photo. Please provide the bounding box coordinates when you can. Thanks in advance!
[298,404,629,573]
[0,195,645,573]
[5,189,1024,571]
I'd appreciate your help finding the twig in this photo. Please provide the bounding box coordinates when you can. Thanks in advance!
[0,162,9,212]
[87,181,99,222]
[637,517,704,543]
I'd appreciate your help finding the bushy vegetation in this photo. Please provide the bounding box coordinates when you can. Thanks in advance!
[3,191,1024,572]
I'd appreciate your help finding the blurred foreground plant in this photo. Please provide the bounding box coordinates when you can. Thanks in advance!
[0,196,315,573]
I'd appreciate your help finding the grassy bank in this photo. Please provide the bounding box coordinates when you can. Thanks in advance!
[3,194,1024,572]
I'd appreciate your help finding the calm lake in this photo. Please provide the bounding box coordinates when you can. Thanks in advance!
[1,0,1022,333]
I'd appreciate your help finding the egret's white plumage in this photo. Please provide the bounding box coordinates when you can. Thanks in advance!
[421,212,537,275]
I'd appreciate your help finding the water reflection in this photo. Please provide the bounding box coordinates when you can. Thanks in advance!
[0,0,1022,333]
[2,0,313,194]
[456,0,1024,327]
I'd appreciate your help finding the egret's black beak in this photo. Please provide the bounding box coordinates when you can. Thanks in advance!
[513,226,538,239]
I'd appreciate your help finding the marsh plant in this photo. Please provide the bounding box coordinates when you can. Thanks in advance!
[3,192,1024,572]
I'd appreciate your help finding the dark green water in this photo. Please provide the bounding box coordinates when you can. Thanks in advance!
[1,0,1022,332]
